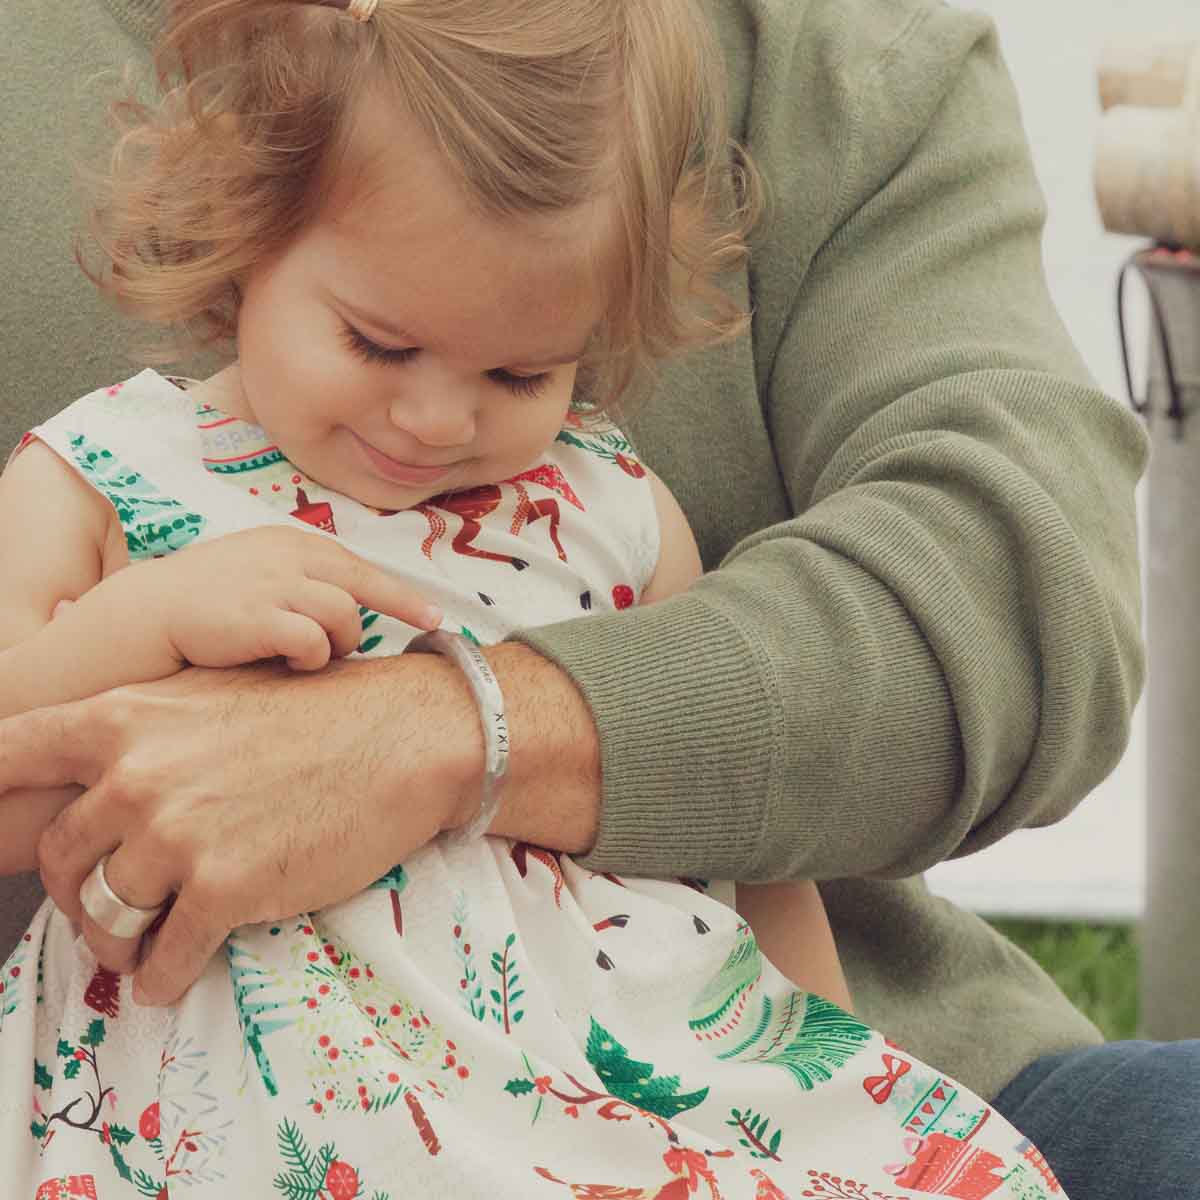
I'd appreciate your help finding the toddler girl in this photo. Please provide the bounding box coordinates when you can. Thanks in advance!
[0,1,1065,1196]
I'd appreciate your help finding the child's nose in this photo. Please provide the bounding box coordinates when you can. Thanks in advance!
[387,384,476,448]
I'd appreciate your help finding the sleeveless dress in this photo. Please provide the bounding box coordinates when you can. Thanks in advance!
[0,371,1067,1200]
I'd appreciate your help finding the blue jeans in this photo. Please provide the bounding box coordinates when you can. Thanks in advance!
[992,1040,1200,1199]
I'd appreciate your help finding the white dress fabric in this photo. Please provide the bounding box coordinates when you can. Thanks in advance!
[0,371,1068,1199]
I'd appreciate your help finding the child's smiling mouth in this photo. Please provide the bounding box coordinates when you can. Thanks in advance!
[348,430,463,487]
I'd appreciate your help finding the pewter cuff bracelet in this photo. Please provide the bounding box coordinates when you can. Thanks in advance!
[407,629,508,842]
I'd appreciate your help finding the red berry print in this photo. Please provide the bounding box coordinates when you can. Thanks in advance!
[324,1159,361,1200]
[138,1101,161,1141]
[612,584,635,610]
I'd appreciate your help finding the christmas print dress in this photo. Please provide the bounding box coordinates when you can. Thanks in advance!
[0,372,1068,1200]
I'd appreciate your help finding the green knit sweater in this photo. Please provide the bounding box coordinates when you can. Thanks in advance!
[0,0,1146,1101]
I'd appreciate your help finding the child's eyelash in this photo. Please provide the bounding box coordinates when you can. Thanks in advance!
[341,323,551,399]
[489,369,550,399]
[341,324,418,366]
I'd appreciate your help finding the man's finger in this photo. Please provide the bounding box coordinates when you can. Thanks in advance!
[38,784,130,925]
[0,703,97,793]
[132,889,230,1007]
[76,843,175,975]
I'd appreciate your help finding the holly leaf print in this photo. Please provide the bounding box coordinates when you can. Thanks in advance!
[505,1077,536,1097]
[33,1060,53,1090]
[81,1018,106,1047]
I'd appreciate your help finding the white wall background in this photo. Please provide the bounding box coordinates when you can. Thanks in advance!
[925,1,1194,922]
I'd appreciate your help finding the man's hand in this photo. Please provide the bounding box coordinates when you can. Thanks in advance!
[6,658,481,1003]
[0,643,601,1004]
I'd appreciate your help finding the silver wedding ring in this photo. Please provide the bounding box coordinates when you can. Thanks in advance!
[79,854,166,939]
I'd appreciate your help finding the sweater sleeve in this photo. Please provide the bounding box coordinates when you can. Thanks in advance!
[512,4,1148,881]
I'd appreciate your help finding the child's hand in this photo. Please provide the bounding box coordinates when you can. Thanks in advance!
[116,526,443,671]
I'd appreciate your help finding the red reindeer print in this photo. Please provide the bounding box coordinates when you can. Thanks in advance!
[509,481,567,562]
[417,486,530,569]
[416,465,585,567]
[511,843,566,907]
[534,1143,730,1199]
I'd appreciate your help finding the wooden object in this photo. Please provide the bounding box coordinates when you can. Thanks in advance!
[1094,46,1200,249]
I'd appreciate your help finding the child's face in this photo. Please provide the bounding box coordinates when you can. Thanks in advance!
[228,90,613,511]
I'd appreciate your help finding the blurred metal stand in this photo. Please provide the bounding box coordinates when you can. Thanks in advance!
[1122,248,1200,1039]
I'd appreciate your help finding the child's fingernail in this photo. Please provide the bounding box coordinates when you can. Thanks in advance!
[132,980,150,1007]
[422,605,443,629]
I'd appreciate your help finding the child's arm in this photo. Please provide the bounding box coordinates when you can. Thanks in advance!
[0,440,441,874]
[640,470,852,1010]
[0,442,117,873]
[733,881,853,1010]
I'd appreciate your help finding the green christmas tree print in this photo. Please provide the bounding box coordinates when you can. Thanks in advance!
[687,923,763,1039]
[67,432,207,559]
[585,1018,709,1118]
[227,936,295,1098]
[716,991,873,1089]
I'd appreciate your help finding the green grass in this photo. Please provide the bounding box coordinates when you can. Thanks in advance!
[990,919,1140,1041]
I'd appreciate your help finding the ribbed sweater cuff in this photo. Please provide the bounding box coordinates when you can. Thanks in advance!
[510,592,773,879]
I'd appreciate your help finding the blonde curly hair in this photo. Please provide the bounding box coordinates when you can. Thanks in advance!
[83,0,760,409]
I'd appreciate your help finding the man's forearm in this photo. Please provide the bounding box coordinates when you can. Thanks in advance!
[483,642,601,854]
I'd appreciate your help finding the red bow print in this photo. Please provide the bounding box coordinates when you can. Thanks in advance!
[863,1052,911,1104]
